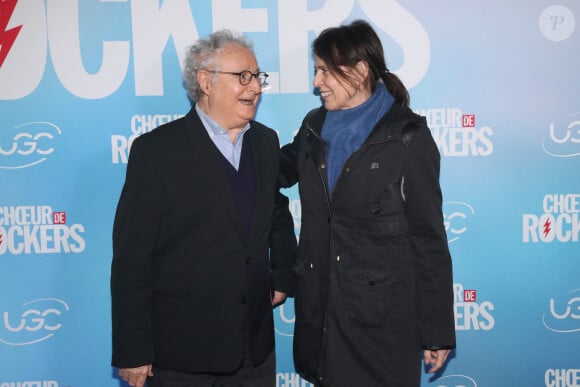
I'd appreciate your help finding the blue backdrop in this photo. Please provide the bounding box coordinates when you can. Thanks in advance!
[1,1,579,386]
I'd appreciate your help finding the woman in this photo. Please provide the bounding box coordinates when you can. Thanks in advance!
[280,20,456,387]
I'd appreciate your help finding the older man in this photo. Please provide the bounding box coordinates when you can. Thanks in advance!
[111,30,296,387]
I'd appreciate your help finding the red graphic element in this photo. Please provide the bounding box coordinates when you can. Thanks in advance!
[462,114,476,127]
[464,289,477,302]
[53,212,67,225]
[0,0,22,67]
[0,234,3,245]
[543,218,552,238]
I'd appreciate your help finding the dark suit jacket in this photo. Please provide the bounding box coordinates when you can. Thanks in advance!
[111,108,296,373]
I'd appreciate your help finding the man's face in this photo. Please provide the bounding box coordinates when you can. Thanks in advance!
[202,44,262,131]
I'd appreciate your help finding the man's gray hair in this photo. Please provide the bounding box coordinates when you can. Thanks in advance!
[183,30,253,102]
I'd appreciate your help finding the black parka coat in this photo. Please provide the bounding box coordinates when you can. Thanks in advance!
[280,103,456,387]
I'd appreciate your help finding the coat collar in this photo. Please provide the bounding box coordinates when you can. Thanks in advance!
[305,103,420,145]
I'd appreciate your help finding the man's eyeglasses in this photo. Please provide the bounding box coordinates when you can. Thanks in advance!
[207,70,269,86]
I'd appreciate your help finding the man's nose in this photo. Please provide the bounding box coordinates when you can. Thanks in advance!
[247,74,262,93]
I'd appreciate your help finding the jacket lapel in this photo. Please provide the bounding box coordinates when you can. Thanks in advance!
[184,109,246,239]
[245,125,267,242]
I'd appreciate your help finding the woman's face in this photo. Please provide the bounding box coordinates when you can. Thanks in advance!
[313,56,371,111]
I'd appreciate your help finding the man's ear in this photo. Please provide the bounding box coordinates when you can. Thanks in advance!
[197,70,212,95]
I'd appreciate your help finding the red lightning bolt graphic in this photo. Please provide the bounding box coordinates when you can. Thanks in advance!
[0,0,22,68]
[0,234,3,245]
[543,218,552,238]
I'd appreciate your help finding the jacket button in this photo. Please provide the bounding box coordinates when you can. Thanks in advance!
[345,167,350,172]
[336,255,340,262]
[320,163,326,169]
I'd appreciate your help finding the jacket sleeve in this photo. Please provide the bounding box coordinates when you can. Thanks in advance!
[403,123,456,350]
[110,135,160,368]
[269,190,297,296]
[264,126,296,296]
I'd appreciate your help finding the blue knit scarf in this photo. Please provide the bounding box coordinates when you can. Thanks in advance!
[321,84,394,193]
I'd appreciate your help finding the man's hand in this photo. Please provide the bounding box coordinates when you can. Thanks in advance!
[271,290,287,307]
[118,365,153,387]
[424,349,451,373]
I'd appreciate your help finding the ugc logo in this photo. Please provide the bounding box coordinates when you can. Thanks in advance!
[430,374,477,387]
[543,289,580,333]
[0,298,69,346]
[274,298,295,337]
[0,122,62,169]
[542,112,580,158]
[443,202,475,244]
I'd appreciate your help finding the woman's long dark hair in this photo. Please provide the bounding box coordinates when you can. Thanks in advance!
[312,19,410,107]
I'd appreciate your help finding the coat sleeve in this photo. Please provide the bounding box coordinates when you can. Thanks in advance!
[279,107,324,188]
[279,130,301,189]
[110,135,161,368]
[403,123,456,350]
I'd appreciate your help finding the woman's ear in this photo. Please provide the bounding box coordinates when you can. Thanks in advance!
[353,60,370,85]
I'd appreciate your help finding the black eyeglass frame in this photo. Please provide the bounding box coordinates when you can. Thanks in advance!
[206,69,269,86]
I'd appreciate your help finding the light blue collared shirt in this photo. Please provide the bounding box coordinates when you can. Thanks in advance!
[195,104,250,170]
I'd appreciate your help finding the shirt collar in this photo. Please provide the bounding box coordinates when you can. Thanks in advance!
[195,104,251,138]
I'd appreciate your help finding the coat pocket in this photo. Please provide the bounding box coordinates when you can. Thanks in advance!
[342,265,402,328]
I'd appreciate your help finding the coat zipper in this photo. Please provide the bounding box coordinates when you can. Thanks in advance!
[304,124,399,383]
[306,123,332,383]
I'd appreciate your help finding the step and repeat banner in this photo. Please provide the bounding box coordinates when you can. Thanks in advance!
[1,1,579,386]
